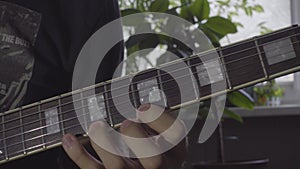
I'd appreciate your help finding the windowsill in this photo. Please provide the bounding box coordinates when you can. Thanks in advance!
[228,104,300,118]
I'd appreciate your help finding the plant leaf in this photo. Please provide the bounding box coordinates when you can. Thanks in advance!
[121,8,141,16]
[149,0,170,12]
[204,16,237,36]
[167,7,180,16]
[180,6,195,23]
[139,34,160,50]
[253,5,264,13]
[224,108,244,123]
[199,24,221,47]
[126,35,146,49]
[227,90,254,110]
[190,0,210,22]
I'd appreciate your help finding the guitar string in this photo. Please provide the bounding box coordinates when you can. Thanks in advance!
[0,54,295,157]
[1,26,300,158]
[0,34,300,152]
[0,60,276,147]
[0,59,298,156]
[1,32,299,118]
[2,36,298,124]
[0,58,292,147]
[0,68,208,136]
[0,43,297,129]
[0,45,294,129]
[1,42,298,137]
[1,69,216,138]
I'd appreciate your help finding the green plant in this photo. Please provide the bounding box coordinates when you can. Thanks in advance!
[253,80,285,106]
[119,0,257,122]
[211,0,265,27]
[119,0,267,163]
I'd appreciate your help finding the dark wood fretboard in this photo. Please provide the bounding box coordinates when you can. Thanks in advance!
[0,25,300,164]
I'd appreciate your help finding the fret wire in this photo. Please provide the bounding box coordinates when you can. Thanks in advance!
[157,69,168,106]
[254,26,298,41]
[0,65,293,153]
[103,38,299,94]
[0,70,263,151]
[206,32,300,64]
[19,110,26,154]
[67,42,295,105]
[0,112,91,151]
[104,85,114,127]
[130,82,139,109]
[187,59,200,99]
[1,45,290,128]
[107,64,280,117]
[38,104,46,149]
[0,102,94,134]
[218,36,291,60]
[0,108,106,143]
[219,48,232,89]
[75,38,300,98]
[0,46,298,132]
[3,132,79,158]
[38,104,46,148]
[1,32,299,119]
[0,77,206,142]
[0,35,294,138]
[1,27,299,159]
[255,38,268,78]
[1,84,199,141]
[1,108,129,151]
[80,91,88,132]
[58,97,65,136]
[0,65,269,141]
[86,43,297,100]
[37,36,300,107]
[0,133,62,156]
[2,33,300,121]
[217,27,300,57]
[2,115,8,159]
[0,110,100,150]
[0,47,297,135]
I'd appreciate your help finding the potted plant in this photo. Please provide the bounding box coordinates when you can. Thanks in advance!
[253,80,285,107]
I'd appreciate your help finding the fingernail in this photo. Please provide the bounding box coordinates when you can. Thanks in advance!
[138,104,151,113]
[62,135,74,149]
[121,120,131,128]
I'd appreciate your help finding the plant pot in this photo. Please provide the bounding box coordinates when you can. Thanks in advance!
[266,97,281,107]
[192,158,269,169]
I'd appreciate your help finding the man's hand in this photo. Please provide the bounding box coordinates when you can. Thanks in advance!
[62,104,188,169]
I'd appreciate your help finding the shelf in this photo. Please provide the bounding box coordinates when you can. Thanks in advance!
[228,104,300,118]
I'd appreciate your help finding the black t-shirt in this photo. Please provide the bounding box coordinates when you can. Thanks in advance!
[0,0,123,168]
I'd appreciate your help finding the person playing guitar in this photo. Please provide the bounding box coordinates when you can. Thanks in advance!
[0,0,187,169]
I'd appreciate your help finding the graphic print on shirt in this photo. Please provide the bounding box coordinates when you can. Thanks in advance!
[0,1,41,112]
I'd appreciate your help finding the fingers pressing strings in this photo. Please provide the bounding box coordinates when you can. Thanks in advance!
[88,121,145,169]
[62,103,188,169]
[136,104,188,164]
[62,134,104,169]
[137,104,187,146]
[120,120,165,169]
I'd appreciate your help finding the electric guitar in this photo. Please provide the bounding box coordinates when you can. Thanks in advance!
[0,25,300,164]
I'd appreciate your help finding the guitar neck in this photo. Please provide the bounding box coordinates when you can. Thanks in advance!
[1,25,300,164]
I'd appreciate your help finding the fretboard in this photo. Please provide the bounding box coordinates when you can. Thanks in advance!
[0,25,300,163]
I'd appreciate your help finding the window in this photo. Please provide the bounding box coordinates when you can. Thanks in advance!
[216,0,294,84]
[214,0,300,104]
